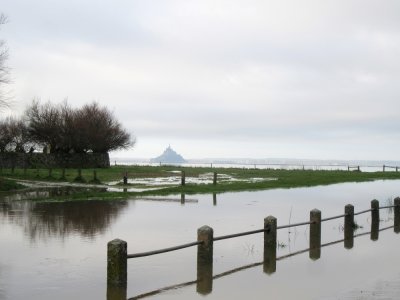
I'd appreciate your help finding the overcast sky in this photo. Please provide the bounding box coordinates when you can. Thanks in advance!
[1,1,400,160]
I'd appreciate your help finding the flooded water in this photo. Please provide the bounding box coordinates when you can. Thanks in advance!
[1,180,400,299]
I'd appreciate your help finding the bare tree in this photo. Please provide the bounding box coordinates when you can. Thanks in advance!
[0,117,31,152]
[25,100,63,153]
[0,14,9,109]
[74,102,134,153]
[25,100,135,154]
[0,118,12,152]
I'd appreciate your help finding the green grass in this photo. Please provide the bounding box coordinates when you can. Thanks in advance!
[0,177,24,191]
[2,165,400,199]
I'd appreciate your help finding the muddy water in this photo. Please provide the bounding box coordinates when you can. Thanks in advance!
[1,180,400,300]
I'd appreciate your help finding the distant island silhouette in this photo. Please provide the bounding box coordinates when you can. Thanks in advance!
[150,145,186,163]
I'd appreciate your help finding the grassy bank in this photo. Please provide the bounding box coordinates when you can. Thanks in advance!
[0,177,24,191]
[2,165,400,199]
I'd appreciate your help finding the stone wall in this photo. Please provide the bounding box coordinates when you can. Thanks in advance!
[0,152,110,169]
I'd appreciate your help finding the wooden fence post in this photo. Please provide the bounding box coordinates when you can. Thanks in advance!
[197,226,213,295]
[61,168,66,180]
[48,168,52,177]
[107,239,127,286]
[107,284,127,300]
[371,200,379,241]
[344,204,354,249]
[394,197,400,233]
[264,216,277,274]
[123,172,128,185]
[309,209,321,260]
[213,172,217,185]
[93,170,97,182]
[383,165,386,172]
[181,171,186,186]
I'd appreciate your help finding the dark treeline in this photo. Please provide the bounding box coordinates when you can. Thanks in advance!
[0,100,134,154]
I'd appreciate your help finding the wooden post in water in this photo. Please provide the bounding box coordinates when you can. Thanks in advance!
[61,168,66,180]
[48,168,52,177]
[344,204,354,249]
[394,197,400,233]
[93,170,97,182]
[197,226,213,295]
[213,172,217,185]
[107,239,127,287]
[263,216,277,274]
[357,166,360,172]
[383,165,386,172]
[181,171,186,186]
[213,193,217,206]
[180,193,185,205]
[107,284,127,300]
[123,172,128,185]
[309,209,321,260]
[371,200,379,241]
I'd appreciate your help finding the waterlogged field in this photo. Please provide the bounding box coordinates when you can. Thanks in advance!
[1,179,400,299]
[3,165,400,199]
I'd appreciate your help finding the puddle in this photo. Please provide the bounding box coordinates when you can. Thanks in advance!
[107,172,277,188]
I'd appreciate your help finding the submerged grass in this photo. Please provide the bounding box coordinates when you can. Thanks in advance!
[2,165,400,199]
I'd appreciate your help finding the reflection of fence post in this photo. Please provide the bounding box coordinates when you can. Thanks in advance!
[344,204,354,249]
[213,172,217,185]
[180,193,185,205]
[197,226,213,295]
[309,209,321,260]
[263,216,277,274]
[371,200,379,241]
[123,172,128,185]
[107,239,127,286]
[181,171,186,186]
[213,193,217,206]
[394,197,400,233]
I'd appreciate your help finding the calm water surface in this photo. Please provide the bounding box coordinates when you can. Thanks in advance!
[1,180,400,300]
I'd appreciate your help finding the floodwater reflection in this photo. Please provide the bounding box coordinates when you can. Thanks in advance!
[2,180,400,300]
[0,190,128,241]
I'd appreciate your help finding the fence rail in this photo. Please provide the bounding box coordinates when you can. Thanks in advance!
[127,225,395,300]
[107,197,400,297]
